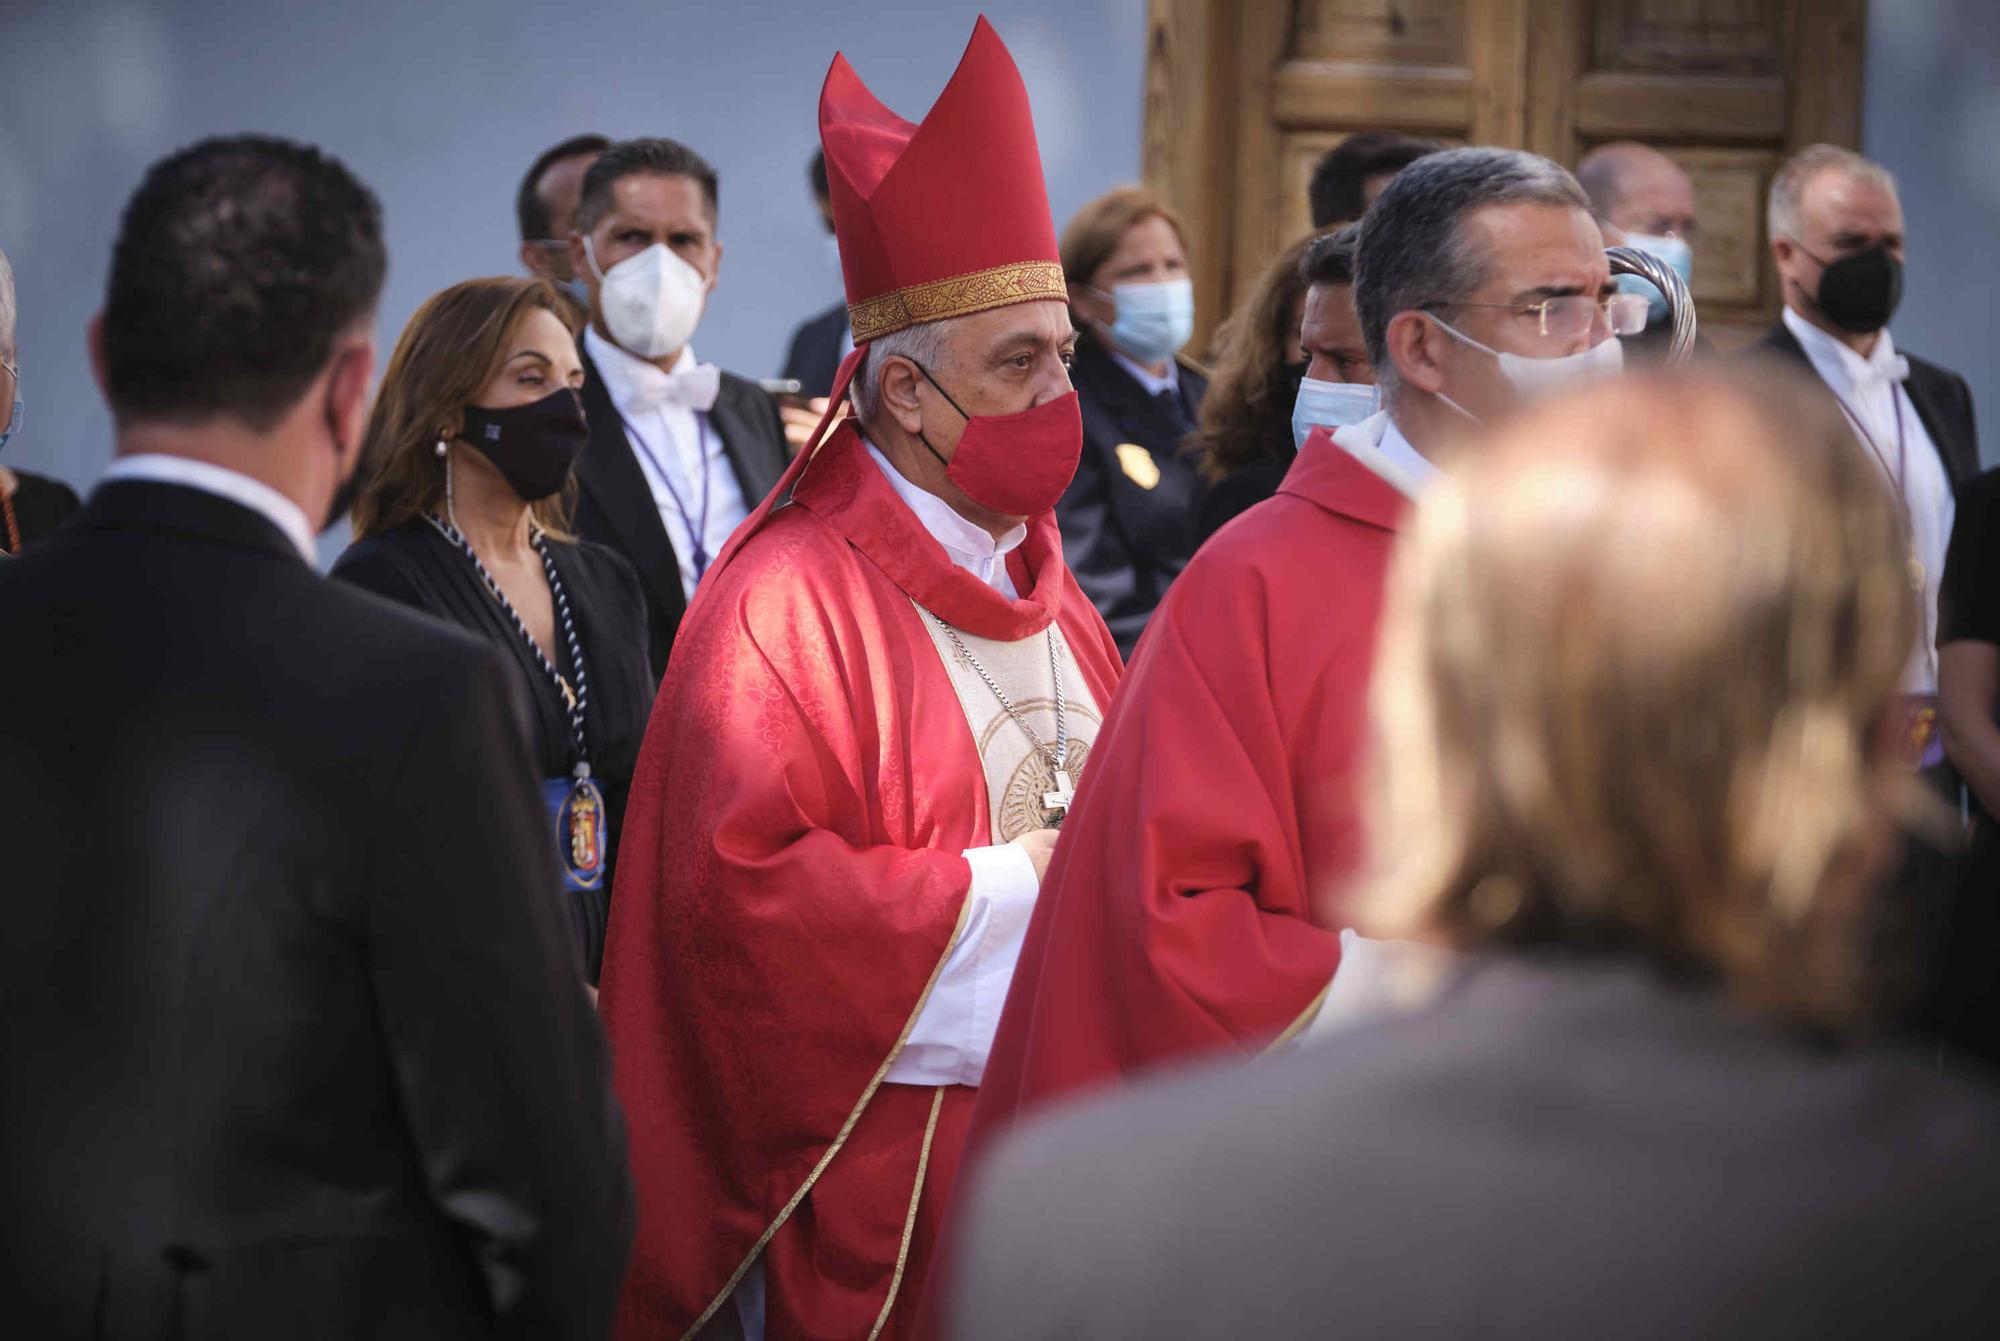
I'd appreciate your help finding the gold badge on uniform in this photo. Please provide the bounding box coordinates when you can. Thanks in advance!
[1115,443,1161,490]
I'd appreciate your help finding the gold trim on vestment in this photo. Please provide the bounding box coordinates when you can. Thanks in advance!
[848,261,1068,343]
[867,1086,948,1341]
[678,889,981,1341]
[1265,979,1333,1053]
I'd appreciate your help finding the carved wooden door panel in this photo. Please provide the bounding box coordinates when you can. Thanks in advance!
[1146,0,1866,353]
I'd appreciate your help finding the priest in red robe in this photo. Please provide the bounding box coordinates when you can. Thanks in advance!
[598,19,1121,1341]
[965,147,1628,1147]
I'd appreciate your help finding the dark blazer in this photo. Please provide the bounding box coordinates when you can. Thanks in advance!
[574,340,790,678]
[951,953,2000,1340]
[1749,317,1980,488]
[333,522,655,983]
[781,299,849,400]
[0,480,632,1340]
[1056,336,1210,658]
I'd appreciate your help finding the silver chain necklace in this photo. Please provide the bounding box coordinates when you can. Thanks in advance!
[424,508,592,779]
[928,614,1075,814]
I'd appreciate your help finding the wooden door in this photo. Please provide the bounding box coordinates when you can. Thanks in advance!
[1144,0,1868,353]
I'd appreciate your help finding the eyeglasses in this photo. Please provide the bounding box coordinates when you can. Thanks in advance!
[1427,293,1651,341]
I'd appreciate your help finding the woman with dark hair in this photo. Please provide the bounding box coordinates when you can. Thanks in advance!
[1193,226,1373,544]
[335,277,652,983]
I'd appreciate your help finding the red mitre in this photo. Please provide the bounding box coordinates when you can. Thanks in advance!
[820,15,1067,345]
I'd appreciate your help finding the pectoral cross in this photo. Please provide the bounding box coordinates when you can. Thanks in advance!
[1042,767,1076,816]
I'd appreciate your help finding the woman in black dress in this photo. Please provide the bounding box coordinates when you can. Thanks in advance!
[335,277,651,983]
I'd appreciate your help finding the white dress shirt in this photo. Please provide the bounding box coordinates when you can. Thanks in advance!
[585,326,749,601]
[861,439,1039,1089]
[100,454,317,563]
[1109,347,1180,398]
[1329,410,1442,500]
[1783,306,1952,691]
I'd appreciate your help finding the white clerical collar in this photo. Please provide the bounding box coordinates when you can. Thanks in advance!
[1108,346,1179,398]
[100,453,317,563]
[861,438,1026,594]
[1328,410,1441,501]
[585,324,699,410]
[1782,304,1907,398]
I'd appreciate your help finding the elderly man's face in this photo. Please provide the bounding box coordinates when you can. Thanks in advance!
[1432,202,1614,421]
[1605,157,1698,240]
[919,299,1077,439]
[1773,169,1904,317]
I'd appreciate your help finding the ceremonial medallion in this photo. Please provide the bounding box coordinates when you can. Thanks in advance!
[545,775,607,891]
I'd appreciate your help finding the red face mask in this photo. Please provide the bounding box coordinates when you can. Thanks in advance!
[913,362,1082,518]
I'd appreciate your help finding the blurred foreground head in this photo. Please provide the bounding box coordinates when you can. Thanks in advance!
[1363,367,1918,1029]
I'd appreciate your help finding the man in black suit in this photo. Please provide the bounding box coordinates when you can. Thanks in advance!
[1746,144,1981,1040]
[566,137,790,679]
[780,149,851,401]
[0,134,631,1339]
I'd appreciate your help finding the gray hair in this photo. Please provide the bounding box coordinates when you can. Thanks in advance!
[1353,147,1589,403]
[1768,144,1897,242]
[850,315,958,428]
[0,243,14,358]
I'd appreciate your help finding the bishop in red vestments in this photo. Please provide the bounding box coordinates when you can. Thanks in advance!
[599,19,1121,1341]
[966,146,1626,1148]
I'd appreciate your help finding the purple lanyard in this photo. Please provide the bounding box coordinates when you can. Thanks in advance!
[614,401,717,581]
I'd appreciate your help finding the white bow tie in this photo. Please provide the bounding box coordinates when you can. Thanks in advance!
[625,362,722,414]
[1859,353,1911,386]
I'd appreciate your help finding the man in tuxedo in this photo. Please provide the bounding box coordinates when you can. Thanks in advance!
[566,136,790,678]
[0,134,631,1339]
[1745,144,1980,1018]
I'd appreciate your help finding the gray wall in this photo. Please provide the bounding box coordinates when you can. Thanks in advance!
[1864,0,1999,469]
[0,0,1147,547]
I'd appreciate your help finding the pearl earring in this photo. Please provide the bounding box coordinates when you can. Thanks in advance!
[434,437,448,458]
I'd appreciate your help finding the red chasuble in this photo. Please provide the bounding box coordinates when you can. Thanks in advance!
[599,421,1120,1340]
[967,428,1409,1141]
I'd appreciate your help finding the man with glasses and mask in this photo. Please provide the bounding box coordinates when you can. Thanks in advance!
[567,136,790,680]
[969,147,1641,1147]
[0,242,81,554]
[516,133,608,314]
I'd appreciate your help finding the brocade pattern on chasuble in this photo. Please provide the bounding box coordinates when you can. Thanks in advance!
[912,601,1103,842]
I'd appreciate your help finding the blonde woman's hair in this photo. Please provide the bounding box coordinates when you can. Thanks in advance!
[1359,365,1920,1029]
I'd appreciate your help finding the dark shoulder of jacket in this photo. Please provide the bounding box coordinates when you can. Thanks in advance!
[1174,352,1213,388]
[716,369,782,421]
[560,536,648,610]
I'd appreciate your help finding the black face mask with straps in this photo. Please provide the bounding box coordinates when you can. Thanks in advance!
[1798,241,1904,335]
[460,387,590,501]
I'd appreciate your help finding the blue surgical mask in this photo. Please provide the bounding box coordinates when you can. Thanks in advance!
[1096,278,1195,365]
[1616,232,1693,325]
[556,277,591,309]
[1291,376,1378,449]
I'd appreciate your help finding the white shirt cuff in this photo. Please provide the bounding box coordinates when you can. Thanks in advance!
[883,843,1039,1087]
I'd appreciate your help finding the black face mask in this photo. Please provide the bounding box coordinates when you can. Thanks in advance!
[460,387,589,501]
[1800,242,1903,335]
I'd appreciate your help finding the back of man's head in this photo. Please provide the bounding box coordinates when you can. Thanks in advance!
[517,133,612,242]
[1352,146,1588,399]
[1309,131,1442,227]
[102,134,385,430]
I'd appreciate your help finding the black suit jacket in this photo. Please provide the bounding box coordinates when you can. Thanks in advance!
[0,480,632,1340]
[781,300,849,400]
[1749,317,1980,487]
[1056,337,1210,658]
[952,953,2000,1340]
[574,340,790,679]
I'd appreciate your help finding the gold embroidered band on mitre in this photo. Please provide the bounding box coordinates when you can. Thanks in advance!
[848,260,1068,343]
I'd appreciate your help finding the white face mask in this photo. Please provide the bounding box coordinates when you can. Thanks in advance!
[1431,314,1624,402]
[1094,278,1195,365]
[1291,377,1378,449]
[585,236,708,359]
